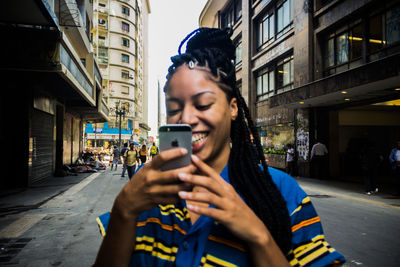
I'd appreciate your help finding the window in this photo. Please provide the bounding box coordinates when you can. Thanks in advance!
[386,6,400,45]
[121,86,129,94]
[276,55,294,94]
[98,47,108,58]
[122,54,129,63]
[369,6,400,52]
[257,0,292,50]
[221,0,242,28]
[323,5,400,76]
[323,22,363,75]
[122,22,129,32]
[350,24,363,59]
[122,37,130,47]
[257,13,274,48]
[256,54,293,100]
[99,35,107,46]
[277,0,292,33]
[122,6,130,15]
[121,70,130,79]
[369,14,384,53]
[235,38,242,65]
[256,68,275,101]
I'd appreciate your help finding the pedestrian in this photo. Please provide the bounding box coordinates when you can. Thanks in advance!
[149,142,159,159]
[124,143,138,179]
[310,140,328,179]
[94,27,345,266]
[359,142,380,195]
[110,145,120,171]
[120,143,129,177]
[285,144,295,176]
[389,140,400,196]
[139,144,147,164]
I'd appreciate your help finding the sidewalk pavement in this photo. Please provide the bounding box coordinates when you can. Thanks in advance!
[295,176,400,209]
[0,172,94,217]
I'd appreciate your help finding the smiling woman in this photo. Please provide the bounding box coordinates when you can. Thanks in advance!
[94,28,345,267]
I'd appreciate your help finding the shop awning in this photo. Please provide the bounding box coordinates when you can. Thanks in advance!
[139,123,151,131]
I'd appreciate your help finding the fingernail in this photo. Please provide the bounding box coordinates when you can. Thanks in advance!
[191,154,199,162]
[180,148,188,154]
[187,204,196,210]
[178,191,189,198]
[178,173,189,180]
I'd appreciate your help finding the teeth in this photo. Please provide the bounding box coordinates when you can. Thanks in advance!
[192,133,207,145]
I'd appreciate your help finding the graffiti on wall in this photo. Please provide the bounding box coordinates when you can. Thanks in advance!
[296,131,309,161]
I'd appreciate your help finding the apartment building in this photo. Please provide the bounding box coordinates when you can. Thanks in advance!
[0,0,108,187]
[200,0,400,181]
[86,0,150,148]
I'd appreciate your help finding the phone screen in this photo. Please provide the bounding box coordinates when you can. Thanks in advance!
[159,124,192,171]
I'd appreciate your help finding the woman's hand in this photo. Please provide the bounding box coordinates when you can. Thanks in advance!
[177,155,290,266]
[177,155,270,246]
[114,148,196,218]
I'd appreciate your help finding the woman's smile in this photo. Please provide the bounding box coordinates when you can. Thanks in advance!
[192,132,209,152]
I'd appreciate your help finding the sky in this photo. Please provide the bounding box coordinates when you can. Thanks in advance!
[147,0,208,139]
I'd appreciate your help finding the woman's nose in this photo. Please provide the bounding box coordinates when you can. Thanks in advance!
[181,105,198,125]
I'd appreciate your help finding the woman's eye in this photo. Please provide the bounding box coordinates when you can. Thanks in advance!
[167,109,180,116]
[196,104,212,110]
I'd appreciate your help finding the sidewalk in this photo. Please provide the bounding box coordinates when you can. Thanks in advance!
[0,172,94,217]
[295,176,400,209]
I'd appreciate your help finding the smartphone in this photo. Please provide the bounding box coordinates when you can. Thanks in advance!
[159,124,192,171]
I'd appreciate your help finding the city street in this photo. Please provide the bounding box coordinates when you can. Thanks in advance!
[0,167,399,267]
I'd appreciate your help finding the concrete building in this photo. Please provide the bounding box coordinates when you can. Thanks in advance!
[86,0,150,148]
[0,0,108,188]
[200,0,400,182]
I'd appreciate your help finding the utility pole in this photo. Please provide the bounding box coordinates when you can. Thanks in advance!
[115,101,126,150]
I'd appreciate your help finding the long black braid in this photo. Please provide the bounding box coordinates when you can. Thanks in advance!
[165,28,292,255]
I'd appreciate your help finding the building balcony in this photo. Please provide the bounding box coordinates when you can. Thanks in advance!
[98,57,109,64]
[98,39,109,47]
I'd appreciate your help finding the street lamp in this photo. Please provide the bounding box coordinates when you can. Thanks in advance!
[115,101,126,149]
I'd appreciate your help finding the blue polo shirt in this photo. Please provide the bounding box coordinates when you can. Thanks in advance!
[97,166,345,266]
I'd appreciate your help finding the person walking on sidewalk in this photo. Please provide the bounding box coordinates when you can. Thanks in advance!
[124,143,138,179]
[110,146,120,171]
[389,140,400,195]
[359,142,380,195]
[120,143,129,177]
[149,142,159,159]
[310,140,328,179]
[139,144,147,164]
[95,27,345,267]
[285,144,295,176]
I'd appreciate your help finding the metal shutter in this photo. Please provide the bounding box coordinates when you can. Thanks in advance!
[30,109,54,185]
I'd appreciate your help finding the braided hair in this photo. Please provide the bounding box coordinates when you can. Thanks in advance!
[164,28,292,254]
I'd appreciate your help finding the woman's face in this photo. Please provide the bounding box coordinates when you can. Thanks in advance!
[166,65,237,167]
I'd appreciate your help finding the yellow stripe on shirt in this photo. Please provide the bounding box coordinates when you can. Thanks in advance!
[290,196,311,216]
[159,204,190,221]
[203,254,238,267]
[96,217,106,237]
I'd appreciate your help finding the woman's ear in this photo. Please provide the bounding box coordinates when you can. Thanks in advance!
[230,98,238,120]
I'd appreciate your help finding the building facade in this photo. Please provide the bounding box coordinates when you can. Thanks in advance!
[86,0,150,149]
[0,0,109,188]
[200,0,400,182]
